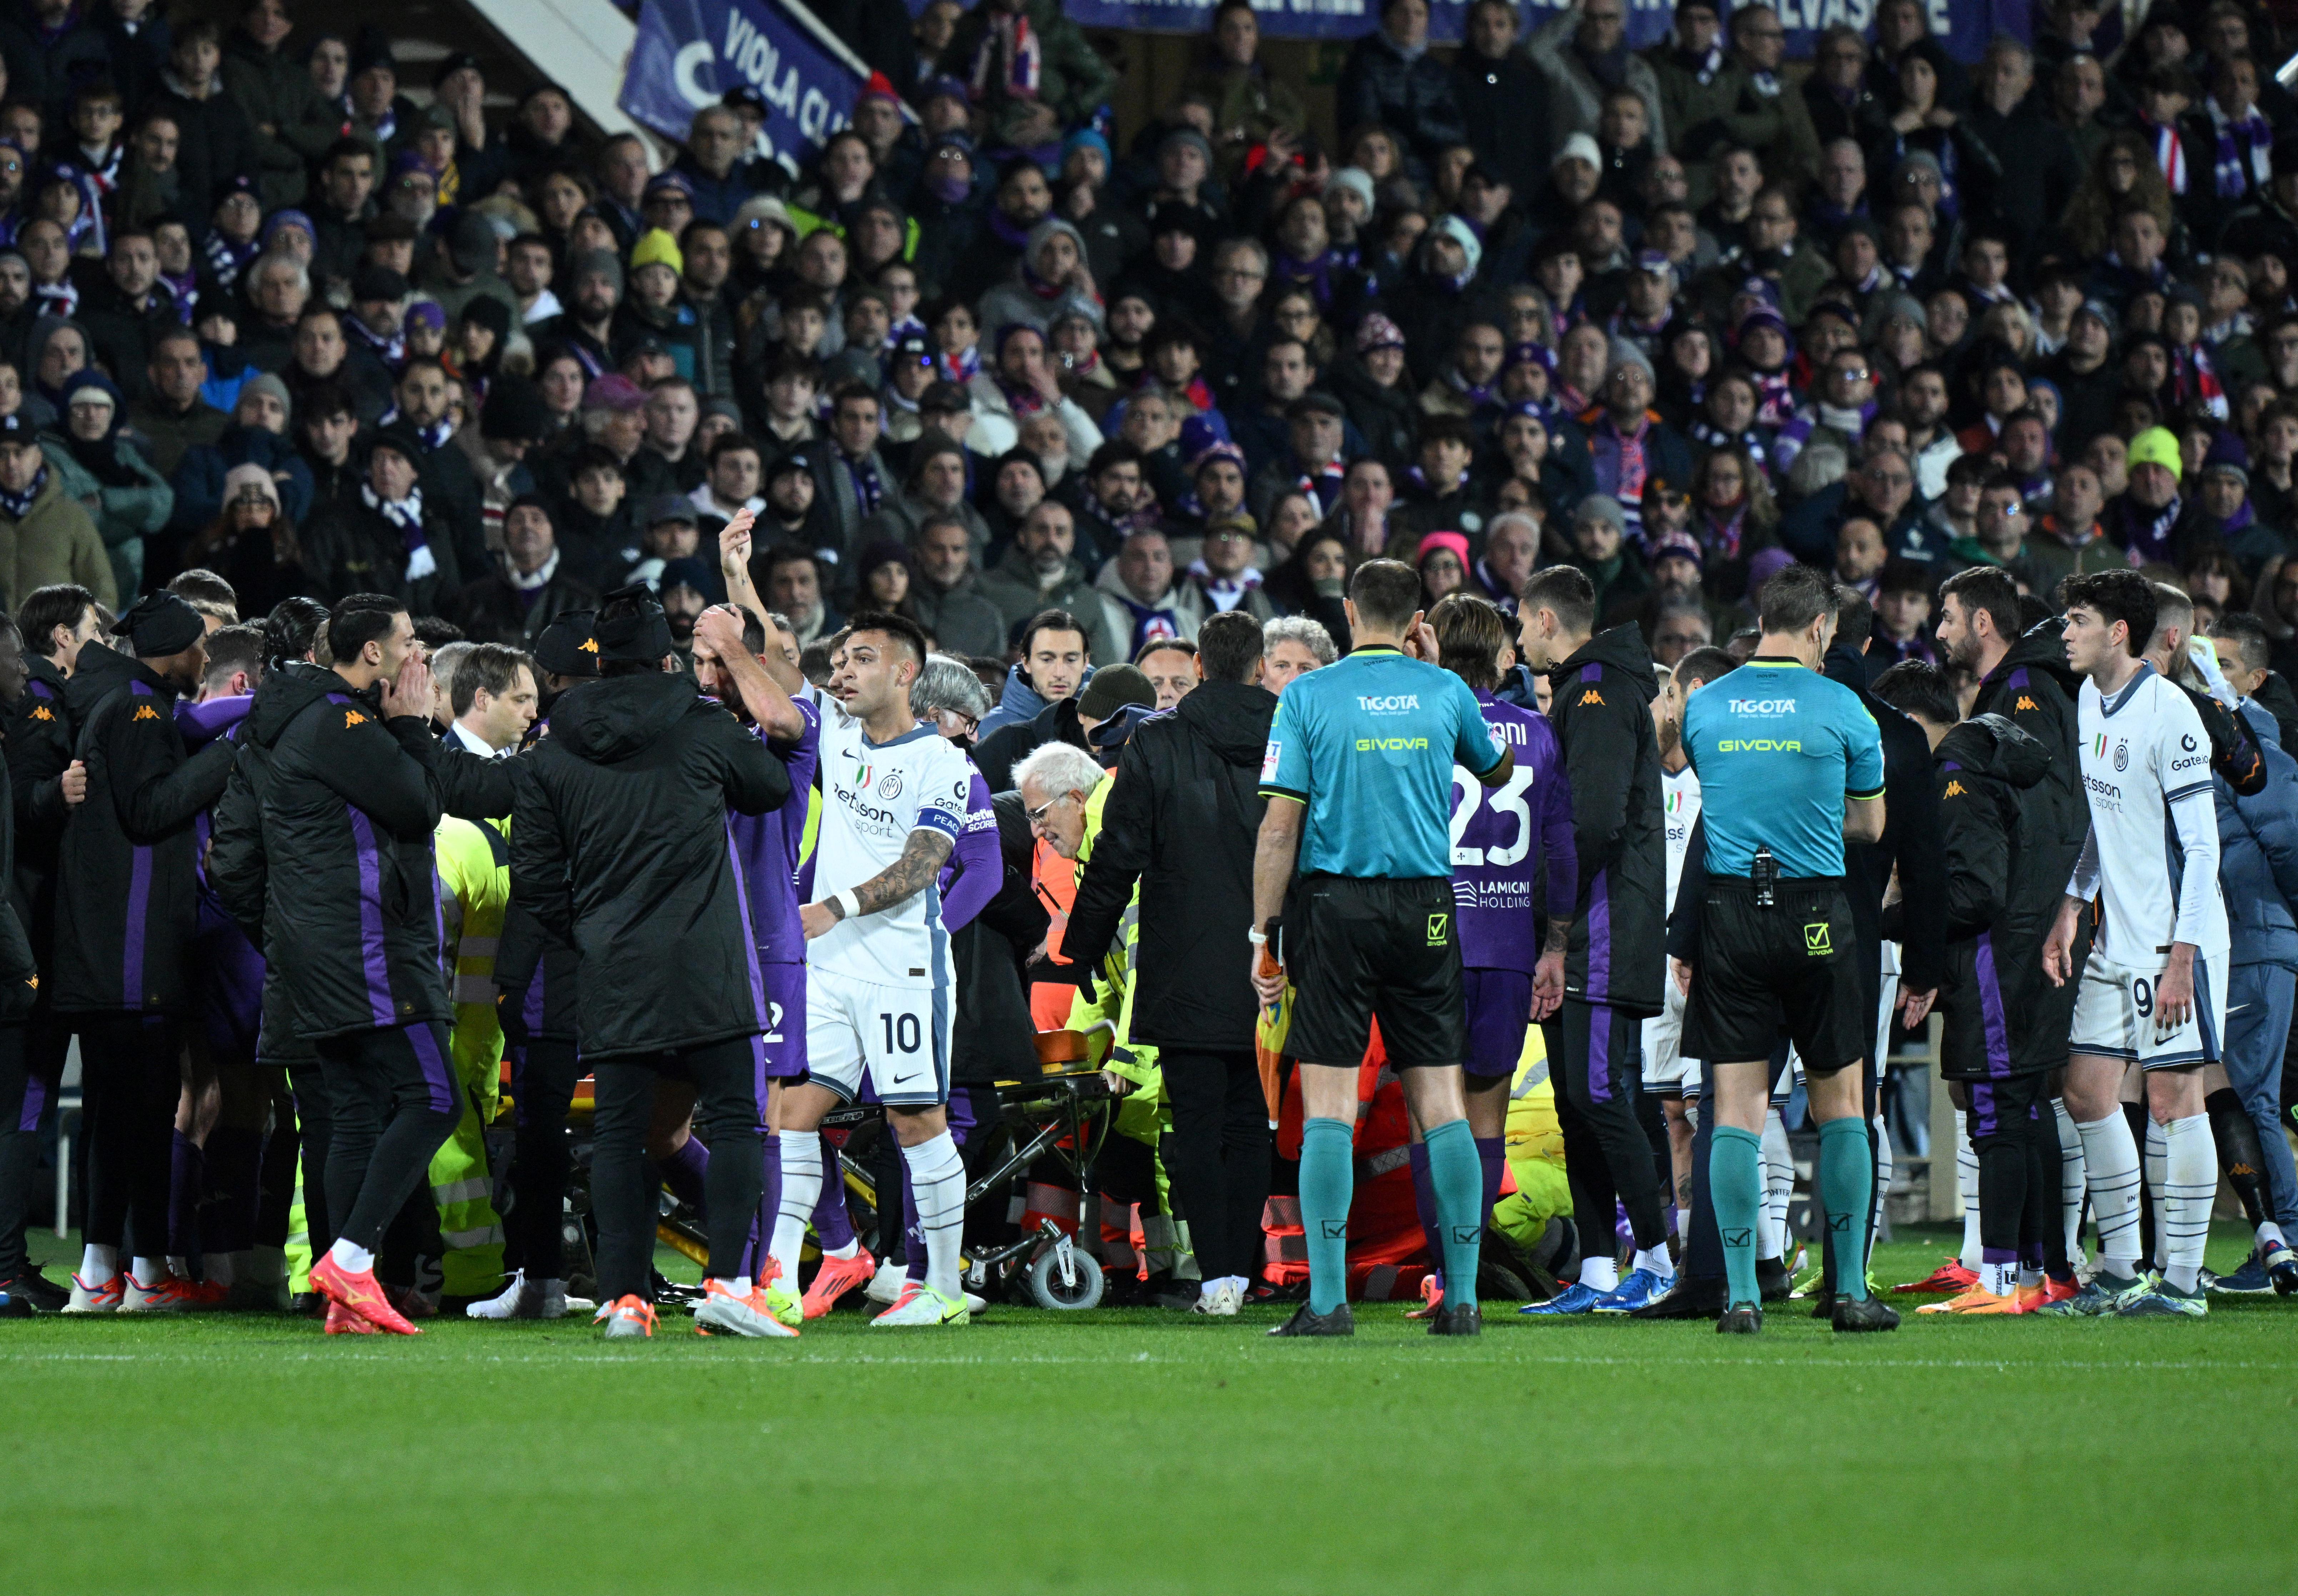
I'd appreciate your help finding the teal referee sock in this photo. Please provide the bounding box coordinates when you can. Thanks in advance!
[1710,1125,1764,1308]
[1818,1117,1874,1302]
[1422,1119,1483,1311]
[1299,1118,1354,1316]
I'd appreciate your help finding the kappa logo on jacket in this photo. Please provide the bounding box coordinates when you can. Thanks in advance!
[1577,689,1603,706]
[344,710,368,727]
[1943,780,1967,798]
[28,705,52,721]
[2015,695,2039,712]
[132,704,160,722]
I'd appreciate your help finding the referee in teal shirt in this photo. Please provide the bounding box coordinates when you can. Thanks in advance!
[1678,564,1894,1335]
[1251,560,1514,1337]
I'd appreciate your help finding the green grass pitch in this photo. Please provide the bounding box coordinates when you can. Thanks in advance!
[6,1227,2294,1596]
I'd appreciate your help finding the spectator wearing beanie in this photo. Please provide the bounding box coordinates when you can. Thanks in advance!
[450,294,518,412]
[40,371,173,598]
[977,218,1101,340]
[186,460,316,618]
[536,372,651,511]
[1333,312,1420,474]
[614,228,700,382]
[535,250,623,377]
[341,262,410,390]
[0,411,118,606]
[471,375,553,525]
[424,208,519,328]
[2190,430,2282,574]
[166,371,314,551]
[299,426,460,610]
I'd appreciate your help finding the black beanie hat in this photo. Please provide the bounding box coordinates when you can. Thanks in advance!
[113,592,207,660]
[532,609,600,678]
[593,584,674,663]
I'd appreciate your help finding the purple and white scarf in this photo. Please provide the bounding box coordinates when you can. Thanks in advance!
[2212,99,2273,198]
[361,480,436,581]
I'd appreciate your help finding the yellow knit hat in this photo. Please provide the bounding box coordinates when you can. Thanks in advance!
[630,227,684,277]
[2125,425,2182,481]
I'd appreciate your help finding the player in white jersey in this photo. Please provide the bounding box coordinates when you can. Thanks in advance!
[2044,571,2227,1317]
[766,611,977,1328]
[1642,652,1722,1236]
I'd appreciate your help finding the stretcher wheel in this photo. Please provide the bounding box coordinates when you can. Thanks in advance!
[1025,1240,1104,1311]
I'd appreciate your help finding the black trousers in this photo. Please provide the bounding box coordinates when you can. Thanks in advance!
[288,1063,334,1261]
[1158,1048,1270,1284]
[0,1022,39,1280]
[1686,1059,1721,1283]
[255,1075,298,1250]
[318,1021,460,1256]
[1967,1070,2055,1266]
[78,1015,177,1260]
[1097,1131,1162,1212]
[505,1037,581,1280]
[590,1037,761,1302]
[1544,999,1667,1258]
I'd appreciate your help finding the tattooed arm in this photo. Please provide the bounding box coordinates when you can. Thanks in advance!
[800,827,958,939]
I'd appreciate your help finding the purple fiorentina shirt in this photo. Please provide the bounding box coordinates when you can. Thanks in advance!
[1450,692,1577,975]
[729,696,820,966]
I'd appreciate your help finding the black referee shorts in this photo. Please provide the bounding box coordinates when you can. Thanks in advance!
[1285,874,1467,1069]
[1683,875,1865,1075]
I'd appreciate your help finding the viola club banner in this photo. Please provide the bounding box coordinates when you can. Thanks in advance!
[961,0,2029,62]
[620,0,874,167]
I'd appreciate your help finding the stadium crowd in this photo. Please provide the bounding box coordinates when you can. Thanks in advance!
[0,0,2296,1333]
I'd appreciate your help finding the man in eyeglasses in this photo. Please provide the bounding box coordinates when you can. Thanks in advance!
[1798,26,1883,148]
[1947,471,2037,581]
[1774,347,1877,475]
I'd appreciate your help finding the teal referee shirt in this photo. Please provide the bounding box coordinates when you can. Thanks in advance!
[1260,645,1503,878]
[1682,656,1884,879]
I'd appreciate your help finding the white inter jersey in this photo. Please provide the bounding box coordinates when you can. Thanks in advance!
[811,719,972,988]
[1662,763,1701,919]
[2073,665,2229,967]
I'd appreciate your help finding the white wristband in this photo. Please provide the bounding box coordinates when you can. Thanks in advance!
[832,889,863,922]
[1246,928,1267,946]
